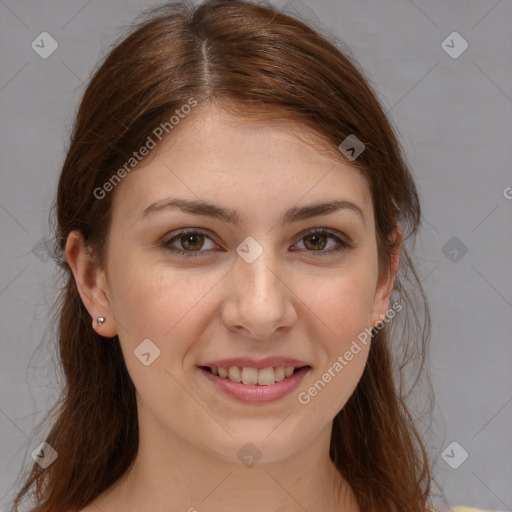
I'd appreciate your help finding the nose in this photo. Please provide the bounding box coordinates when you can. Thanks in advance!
[220,244,298,340]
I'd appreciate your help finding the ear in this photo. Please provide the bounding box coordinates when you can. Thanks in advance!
[65,230,118,337]
[369,226,402,328]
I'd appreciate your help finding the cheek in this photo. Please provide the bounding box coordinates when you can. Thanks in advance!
[107,260,221,408]
[298,276,372,419]
[108,255,226,375]
[109,252,216,331]
[294,266,374,417]
[302,261,377,339]
[301,347,369,424]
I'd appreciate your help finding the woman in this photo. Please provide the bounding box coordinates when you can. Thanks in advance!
[11,1,485,511]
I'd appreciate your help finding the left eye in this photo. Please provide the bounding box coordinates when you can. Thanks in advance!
[162,229,350,257]
[293,229,352,255]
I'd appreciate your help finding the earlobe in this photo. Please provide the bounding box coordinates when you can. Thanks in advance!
[65,230,118,337]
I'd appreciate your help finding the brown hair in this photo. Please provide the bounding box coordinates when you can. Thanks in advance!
[11,1,434,511]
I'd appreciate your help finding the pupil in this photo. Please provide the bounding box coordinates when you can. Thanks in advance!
[182,234,203,250]
[306,234,326,250]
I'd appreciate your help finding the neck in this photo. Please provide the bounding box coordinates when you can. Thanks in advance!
[95,405,359,512]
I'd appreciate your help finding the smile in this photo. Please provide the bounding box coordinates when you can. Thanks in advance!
[198,365,311,404]
[203,365,305,385]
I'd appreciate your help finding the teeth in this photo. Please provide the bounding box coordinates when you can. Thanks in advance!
[208,365,300,385]
[228,366,241,383]
[241,367,258,385]
[274,366,285,382]
[257,367,274,386]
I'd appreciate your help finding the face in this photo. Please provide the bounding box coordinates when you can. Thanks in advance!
[69,101,398,465]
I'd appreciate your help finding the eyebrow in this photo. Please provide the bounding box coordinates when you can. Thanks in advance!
[139,198,365,227]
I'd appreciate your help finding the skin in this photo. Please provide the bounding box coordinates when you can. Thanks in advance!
[66,100,401,512]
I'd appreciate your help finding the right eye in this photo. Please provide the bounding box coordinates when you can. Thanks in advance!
[162,229,220,257]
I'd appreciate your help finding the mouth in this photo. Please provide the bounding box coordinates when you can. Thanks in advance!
[199,364,310,386]
[197,363,312,404]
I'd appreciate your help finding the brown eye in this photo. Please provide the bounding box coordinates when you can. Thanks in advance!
[163,229,217,257]
[179,233,205,251]
[293,228,351,255]
[162,228,351,258]
[303,233,328,251]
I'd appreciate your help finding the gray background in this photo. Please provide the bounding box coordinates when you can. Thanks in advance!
[0,0,511,510]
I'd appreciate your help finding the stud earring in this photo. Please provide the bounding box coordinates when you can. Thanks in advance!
[96,317,106,326]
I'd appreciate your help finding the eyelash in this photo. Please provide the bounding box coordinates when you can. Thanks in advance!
[161,227,352,258]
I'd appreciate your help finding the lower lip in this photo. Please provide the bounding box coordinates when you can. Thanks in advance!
[198,366,311,404]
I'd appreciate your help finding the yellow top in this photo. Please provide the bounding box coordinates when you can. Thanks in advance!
[430,506,488,512]
[450,508,487,512]
[430,507,488,512]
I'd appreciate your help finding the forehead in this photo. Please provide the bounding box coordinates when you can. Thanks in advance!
[111,102,373,226]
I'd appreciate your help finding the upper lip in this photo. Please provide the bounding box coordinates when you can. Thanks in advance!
[199,357,311,369]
